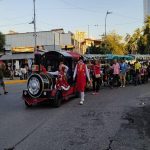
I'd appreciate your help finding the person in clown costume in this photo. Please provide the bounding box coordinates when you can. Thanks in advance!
[73,57,91,105]
[48,61,70,91]
[55,73,70,91]
[48,61,68,77]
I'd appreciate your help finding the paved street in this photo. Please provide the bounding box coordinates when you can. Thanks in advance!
[0,83,150,150]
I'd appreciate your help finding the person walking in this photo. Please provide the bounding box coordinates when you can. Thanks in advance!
[92,59,101,94]
[112,59,120,87]
[134,60,141,85]
[73,57,91,105]
[0,62,8,95]
[119,59,128,87]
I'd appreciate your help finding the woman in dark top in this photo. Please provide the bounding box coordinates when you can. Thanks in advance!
[0,63,8,95]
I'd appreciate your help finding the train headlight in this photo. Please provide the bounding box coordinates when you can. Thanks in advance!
[28,77,40,95]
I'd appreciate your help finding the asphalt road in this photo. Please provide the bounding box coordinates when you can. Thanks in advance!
[0,83,150,150]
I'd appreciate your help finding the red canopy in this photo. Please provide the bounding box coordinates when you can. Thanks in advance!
[67,51,81,59]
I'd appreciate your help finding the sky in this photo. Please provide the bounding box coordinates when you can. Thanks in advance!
[0,0,144,38]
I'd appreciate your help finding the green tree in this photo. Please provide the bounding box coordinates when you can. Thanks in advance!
[86,42,111,54]
[142,16,150,54]
[86,43,98,54]
[137,35,147,54]
[132,16,150,54]
[103,32,125,55]
[125,28,142,54]
[86,31,124,54]
[0,32,5,53]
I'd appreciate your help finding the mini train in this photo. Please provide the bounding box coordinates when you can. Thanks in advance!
[22,50,81,107]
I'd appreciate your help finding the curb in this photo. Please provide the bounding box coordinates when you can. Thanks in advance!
[4,80,27,85]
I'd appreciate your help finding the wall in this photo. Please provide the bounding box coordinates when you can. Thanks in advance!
[5,31,72,50]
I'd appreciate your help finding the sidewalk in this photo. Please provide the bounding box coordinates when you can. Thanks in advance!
[4,77,27,85]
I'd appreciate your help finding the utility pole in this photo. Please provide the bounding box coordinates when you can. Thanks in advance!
[33,0,37,52]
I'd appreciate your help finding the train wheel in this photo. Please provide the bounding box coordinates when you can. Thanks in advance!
[52,91,62,107]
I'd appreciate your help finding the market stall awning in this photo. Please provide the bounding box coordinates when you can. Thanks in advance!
[12,47,34,53]
[106,54,134,60]
[0,53,34,60]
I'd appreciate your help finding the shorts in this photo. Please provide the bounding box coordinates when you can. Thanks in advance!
[120,72,126,76]
[0,79,4,87]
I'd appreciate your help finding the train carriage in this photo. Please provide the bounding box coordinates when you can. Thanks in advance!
[22,50,81,107]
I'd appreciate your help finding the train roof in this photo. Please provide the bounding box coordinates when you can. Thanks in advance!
[45,50,81,59]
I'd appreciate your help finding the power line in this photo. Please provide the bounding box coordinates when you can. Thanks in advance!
[59,0,104,14]
[59,0,142,22]
[113,12,142,21]
[0,22,29,28]
[0,15,32,24]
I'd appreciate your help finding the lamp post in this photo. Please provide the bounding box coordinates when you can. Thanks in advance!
[30,0,37,52]
[105,10,112,37]
[33,0,37,52]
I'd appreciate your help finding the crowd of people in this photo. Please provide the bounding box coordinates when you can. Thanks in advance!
[48,57,150,105]
[1,57,150,103]
[86,59,150,91]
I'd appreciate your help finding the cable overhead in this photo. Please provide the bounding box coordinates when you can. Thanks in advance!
[60,0,142,22]
[0,22,29,28]
[60,0,104,13]
[113,12,142,21]
[0,14,32,24]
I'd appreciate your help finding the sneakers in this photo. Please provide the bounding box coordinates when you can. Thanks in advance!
[92,92,96,95]
[120,85,123,87]
[92,92,99,95]
[0,92,8,95]
[123,85,125,88]
[80,99,84,105]
[80,101,84,105]
[4,91,8,94]
[95,92,99,95]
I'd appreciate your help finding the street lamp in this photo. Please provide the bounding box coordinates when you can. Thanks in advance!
[105,10,112,37]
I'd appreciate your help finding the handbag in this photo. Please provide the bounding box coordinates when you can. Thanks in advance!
[95,74,100,78]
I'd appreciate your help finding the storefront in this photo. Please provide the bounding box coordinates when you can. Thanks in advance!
[0,53,34,78]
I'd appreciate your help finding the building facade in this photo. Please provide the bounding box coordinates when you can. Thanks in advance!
[5,29,74,52]
[80,38,101,54]
[0,29,76,75]
[144,0,150,19]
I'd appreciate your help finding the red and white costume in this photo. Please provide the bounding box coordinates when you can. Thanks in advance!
[55,73,70,90]
[93,64,101,77]
[41,65,47,74]
[48,64,70,91]
[73,60,90,104]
